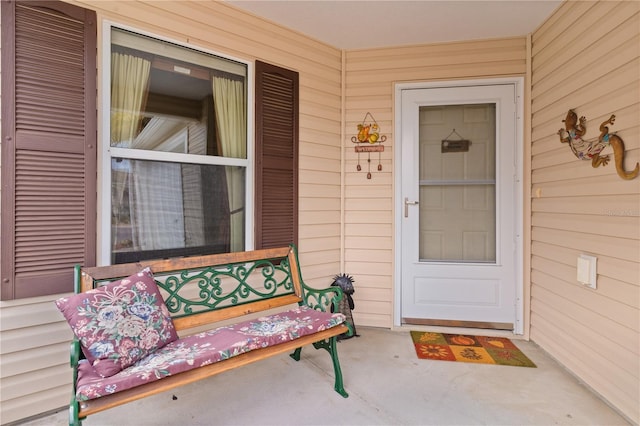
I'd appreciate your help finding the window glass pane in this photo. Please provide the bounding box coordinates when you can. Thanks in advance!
[110,28,247,159]
[111,158,245,263]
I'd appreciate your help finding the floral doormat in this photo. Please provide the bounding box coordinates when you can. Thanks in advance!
[410,331,536,367]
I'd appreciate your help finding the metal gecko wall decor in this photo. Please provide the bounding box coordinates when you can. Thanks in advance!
[557,109,639,180]
[352,112,386,179]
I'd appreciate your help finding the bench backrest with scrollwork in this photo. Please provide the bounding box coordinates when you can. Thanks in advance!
[76,245,313,334]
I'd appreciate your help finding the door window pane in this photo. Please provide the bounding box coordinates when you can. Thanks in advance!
[418,104,496,262]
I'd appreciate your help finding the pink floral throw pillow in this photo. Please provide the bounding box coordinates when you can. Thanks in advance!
[55,268,178,378]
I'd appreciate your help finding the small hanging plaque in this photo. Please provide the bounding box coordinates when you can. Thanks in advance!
[441,128,471,153]
[441,139,470,153]
[355,145,384,153]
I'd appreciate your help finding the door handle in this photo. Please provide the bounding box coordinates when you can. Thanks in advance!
[404,197,419,217]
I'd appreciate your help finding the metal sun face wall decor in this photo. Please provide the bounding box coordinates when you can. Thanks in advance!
[557,109,639,180]
[352,112,386,179]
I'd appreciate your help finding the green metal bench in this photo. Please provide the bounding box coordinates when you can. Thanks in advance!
[67,245,351,425]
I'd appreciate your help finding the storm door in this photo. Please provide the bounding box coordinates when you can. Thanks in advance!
[398,81,522,332]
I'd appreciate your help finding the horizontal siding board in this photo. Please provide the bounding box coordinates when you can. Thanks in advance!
[1,385,70,425]
[297,249,341,268]
[0,322,72,354]
[531,264,639,335]
[298,237,341,253]
[299,113,341,134]
[344,184,393,199]
[351,312,390,328]
[0,341,68,377]
[355,287,392,301]
[298,170,340,186]
[532,227,639,262]
[299,141,341,160]
[298,157,340,173]
[299,210,341,225]
[344,210,393,224]
[344,261,393,277]
[532,241,639,290]
[345,223,393,238]
[346,61,526,85]
[299,183,340,199]
[345,236,393,251]
[0,300,71,331]
[346,45,526,72]
[532,194,640,216]
[297,223,341,239]
[531,174,640,197]
[1,364,70,400]
[346,37,526,62]
[299,197,340,212]
[532,212,640,239]
[344,249,393,264]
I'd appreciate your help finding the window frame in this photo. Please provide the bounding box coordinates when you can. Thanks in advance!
[97,22,255,266]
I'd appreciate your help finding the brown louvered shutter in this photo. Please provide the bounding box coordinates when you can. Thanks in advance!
[255,61,298,250]
[1,0,97,299]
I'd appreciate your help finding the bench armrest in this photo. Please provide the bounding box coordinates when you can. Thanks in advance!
[299,283,354,337]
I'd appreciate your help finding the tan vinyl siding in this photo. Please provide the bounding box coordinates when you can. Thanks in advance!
[343,38,528,328]
[530,1,640,423]
[0,296,74,423]
[0,1,342,423]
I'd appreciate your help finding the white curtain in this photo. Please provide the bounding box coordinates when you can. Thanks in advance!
[110,52,151,148]
[111,52,152,254]
[130,161,185,251]
[212,76,246,252]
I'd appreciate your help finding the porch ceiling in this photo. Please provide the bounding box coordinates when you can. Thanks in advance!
[224,0,562,50]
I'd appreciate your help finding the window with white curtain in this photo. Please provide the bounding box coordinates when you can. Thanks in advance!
[108,27,248,264]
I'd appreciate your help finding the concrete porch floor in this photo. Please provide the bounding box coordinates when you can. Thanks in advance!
[20,327,630,426]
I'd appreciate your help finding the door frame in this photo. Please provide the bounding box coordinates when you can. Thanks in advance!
[393,77,524,334]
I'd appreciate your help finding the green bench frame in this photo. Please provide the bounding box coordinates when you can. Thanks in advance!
[68,245,351,425]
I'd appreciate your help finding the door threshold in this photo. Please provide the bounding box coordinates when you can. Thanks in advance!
[402,317,513,331]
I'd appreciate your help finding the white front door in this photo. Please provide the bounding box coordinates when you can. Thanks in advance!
[396,79,523,333]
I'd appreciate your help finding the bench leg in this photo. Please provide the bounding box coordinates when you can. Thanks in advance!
[69,398,82,426]
[291,337,349,398]
[289,347,302,361]
[327,336,349,398]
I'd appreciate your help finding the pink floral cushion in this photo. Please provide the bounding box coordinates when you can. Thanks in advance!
[75,306,345,400]
[56,268,178,378]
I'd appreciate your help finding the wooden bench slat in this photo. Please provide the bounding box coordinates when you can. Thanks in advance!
[81,247,293,282]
